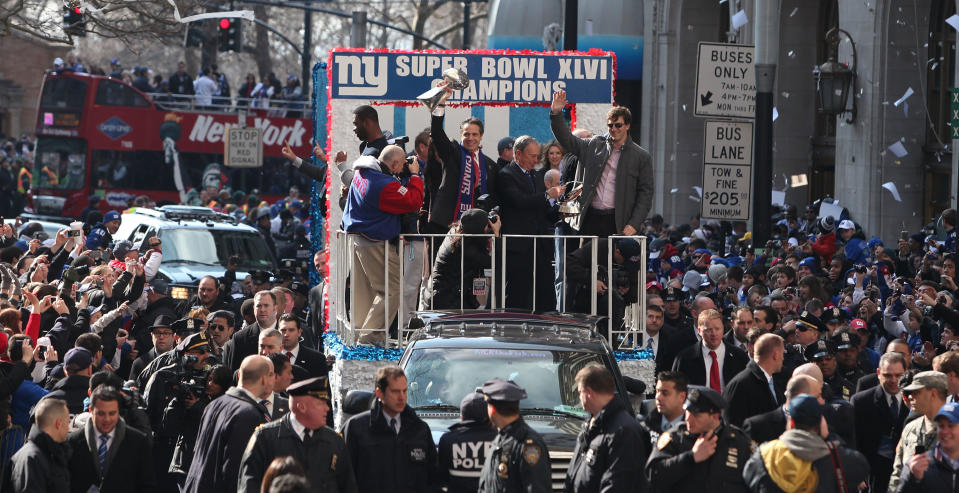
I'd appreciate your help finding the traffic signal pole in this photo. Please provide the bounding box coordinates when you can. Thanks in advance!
[752,0,780,247]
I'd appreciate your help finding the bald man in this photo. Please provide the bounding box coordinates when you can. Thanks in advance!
[723,334,786,427]
[185,355,274,493]
[743,374,822,445]
[792,362,856,446]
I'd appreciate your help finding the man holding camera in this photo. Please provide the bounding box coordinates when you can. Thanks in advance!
[565,237,642,327]
[341,145,424,345]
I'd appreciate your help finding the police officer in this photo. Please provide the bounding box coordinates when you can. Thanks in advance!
[804,339,855,401]
[831,329,867,385]
[438,392,497,493]
[646,386,752,493]
[477,378,551,493]
[239,377,357,493]
[565,365,649,493]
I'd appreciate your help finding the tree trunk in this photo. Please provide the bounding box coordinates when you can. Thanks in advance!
[253,4,272,80]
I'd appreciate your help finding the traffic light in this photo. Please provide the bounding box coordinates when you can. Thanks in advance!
[63,3,86,37]
[217,18,241,52]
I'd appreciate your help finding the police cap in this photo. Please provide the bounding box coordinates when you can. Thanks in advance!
[803,339,836,361]
[287,376,332,401]
[831,331,860,350]
[179,331,211,353]
[824,306,848,325]
[172,317,204,336]
[460,392,489,423]
[480,378,528,403]
[683,385,726,413]
[662,286,685,303]
[795,311,825,333]
[250,270,272,284]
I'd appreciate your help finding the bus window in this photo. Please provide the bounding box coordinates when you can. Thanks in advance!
[33,138,86,190]
[40,78,88,110]
[92,149,171,190]
[95,79,150,107]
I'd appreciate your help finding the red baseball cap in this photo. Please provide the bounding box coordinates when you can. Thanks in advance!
[850,318,867,331]
[646,281,663,291]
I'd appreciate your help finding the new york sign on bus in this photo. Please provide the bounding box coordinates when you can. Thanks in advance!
[329,49,615,104]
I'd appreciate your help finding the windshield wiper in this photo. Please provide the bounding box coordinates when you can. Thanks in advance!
[413,404,460,412]
[166,259,218,266]
[522,407,586,419]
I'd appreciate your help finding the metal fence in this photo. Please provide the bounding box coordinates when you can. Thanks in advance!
[329,230,647,349]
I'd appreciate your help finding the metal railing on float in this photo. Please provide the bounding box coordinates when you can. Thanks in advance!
[328,230,647,350]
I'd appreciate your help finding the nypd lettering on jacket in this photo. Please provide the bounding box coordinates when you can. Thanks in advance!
[451,440,494,474]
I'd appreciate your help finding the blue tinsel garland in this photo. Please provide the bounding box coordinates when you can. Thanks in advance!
[323,332,403,362]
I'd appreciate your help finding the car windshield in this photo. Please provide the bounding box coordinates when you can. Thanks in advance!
[159,228,274,271]
[404,347,604,418]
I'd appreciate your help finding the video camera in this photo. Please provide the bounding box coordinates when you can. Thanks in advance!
[476,194,500,224]
[167,366,210,400]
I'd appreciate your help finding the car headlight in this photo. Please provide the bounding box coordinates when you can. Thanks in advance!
[170,287,190,300]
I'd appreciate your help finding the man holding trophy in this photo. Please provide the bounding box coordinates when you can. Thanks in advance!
[421,70,499,234]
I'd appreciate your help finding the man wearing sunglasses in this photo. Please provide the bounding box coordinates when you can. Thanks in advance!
[549,89,653,238]
[206,310,235,356]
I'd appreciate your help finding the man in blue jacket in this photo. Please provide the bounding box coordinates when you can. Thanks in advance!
[341,145,424,345]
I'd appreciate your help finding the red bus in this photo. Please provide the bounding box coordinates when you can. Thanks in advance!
[29,71,315,219]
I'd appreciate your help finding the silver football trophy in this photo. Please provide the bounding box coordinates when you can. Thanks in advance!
[418,68,470,111]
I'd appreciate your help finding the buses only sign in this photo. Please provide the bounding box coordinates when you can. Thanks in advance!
[701,120,753,220]
[695,42,756,119]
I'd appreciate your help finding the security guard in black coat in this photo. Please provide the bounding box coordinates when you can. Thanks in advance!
[646,386,753,493]
[477,378,551,493]
[239,377,358,493]
[565,365,649,493]
[805,339,856,401]
[832,331,867,385]
[438,392,497,493]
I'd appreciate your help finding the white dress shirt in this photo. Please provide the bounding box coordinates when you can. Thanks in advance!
[701,342,727,389]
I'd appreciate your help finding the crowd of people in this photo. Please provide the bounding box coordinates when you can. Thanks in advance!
[51,55,306,117]
[4,73,959,493]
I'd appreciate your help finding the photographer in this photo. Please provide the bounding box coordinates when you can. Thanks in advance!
[422,208,501,310]
[566,238,642,328]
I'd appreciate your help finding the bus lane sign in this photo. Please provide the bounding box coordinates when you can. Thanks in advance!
[701,120,753,220]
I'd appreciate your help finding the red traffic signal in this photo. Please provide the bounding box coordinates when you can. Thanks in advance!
[219,18,231,30]
[73,7,81,14]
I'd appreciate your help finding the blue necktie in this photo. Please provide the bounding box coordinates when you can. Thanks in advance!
[98,434,109,472]
[768,379,778,404]
[526,170,536,192]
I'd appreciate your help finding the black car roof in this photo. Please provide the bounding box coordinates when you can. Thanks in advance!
[406,310,610,351]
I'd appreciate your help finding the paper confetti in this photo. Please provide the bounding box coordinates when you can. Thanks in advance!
[887,141,908,158]
[732,10,748,29]
[693,186,703,197]
[773,108,779,121]
[789,7,799,17]
[893,87,914,107]
[882,182,902,202]
[771,190,786,206]
[790,174,809,188]
[670,188,679,194]
[947,14,959,31]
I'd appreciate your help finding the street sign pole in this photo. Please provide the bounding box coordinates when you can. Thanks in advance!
[952,88,959,209]
[752,0,781,247]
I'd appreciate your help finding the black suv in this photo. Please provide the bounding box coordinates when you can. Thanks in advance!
[347,310,643,492]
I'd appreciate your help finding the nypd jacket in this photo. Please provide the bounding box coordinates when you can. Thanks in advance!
[565,397,649,493]
[646,422,752,493]
[341,156,424,242]
[342,400,438,493]
[437,420,497,493]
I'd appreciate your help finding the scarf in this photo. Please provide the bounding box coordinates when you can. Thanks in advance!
[453,147,487,221]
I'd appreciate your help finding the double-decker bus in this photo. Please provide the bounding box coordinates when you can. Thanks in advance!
[29,71,315,219]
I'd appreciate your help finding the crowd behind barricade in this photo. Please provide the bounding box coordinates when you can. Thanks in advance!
[6,78,959,493]
[50,55,306,117]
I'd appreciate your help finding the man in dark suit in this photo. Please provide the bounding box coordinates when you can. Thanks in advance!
[425,93,498,233]
[308,250,327,340]
[851,352,908,493]
[278,313,328,379]
[223,290,279,370]
[744,374,821,445]
[724,306,754,356]
[672,309,748,392]
[497,135,564,311]
[642,371,688,447]
[856,338,911,393]
[129,314,178,382]
[67,385,156,493]
[184,355,274,493]
[645,305,681,373]
[723,333,786,427]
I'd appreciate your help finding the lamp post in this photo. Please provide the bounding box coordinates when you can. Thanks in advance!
[814,28,857,123]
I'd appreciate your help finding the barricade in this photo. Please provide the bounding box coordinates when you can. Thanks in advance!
[329,230,647,349]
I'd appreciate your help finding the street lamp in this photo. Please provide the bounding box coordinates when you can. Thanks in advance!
[814,28,857,123]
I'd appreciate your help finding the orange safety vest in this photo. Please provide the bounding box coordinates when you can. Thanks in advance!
[17,167,32,193]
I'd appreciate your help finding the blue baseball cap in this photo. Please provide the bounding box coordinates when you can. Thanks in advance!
[937,402,959,424]
[104,211,121,223]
